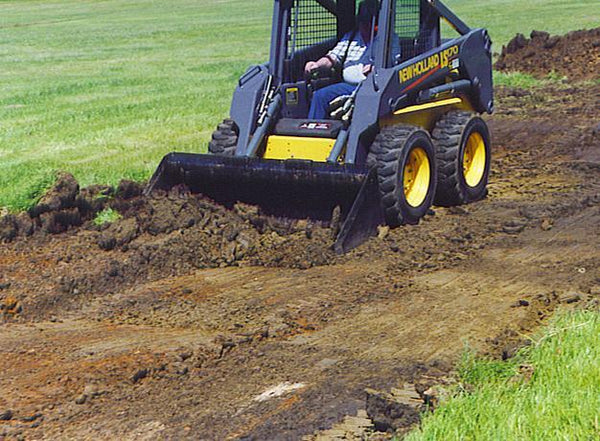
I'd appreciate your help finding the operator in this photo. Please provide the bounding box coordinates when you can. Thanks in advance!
[305,0,379,120]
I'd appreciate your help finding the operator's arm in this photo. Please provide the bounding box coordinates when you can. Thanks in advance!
[304,33,351,73]
[304,56,334,73]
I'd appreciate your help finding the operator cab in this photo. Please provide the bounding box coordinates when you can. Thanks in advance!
[279,0,441,121]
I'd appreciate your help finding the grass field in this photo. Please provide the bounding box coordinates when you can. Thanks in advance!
[405,310,600,441]
[1,0,599,210]
[0,0,271,210]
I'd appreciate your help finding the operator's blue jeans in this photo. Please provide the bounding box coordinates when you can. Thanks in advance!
[308,82,357,119]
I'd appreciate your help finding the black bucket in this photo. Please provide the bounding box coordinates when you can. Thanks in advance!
[146,153,384,253]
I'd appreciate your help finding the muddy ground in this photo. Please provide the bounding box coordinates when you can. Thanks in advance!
[2,52,600,441]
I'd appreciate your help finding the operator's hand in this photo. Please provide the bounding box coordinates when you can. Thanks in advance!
[305,61,319,74]
[362,64,373,75]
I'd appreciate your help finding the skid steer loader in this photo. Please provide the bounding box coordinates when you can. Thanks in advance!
[147,0,493,253]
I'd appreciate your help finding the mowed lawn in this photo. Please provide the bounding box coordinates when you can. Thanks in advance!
[0,0,271,210]
[1,0,599,210]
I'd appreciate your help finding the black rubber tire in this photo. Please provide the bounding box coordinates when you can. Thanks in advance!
[208,119,238,156]
[371,125,437,227]
[432,111,491,207]
[366,149,378,170]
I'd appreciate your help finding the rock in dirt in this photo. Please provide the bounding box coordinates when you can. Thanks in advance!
[132,368,149,383]
[447,206,469,215]
[589,286,600,296]
[178,352,192,362]
[253,382,305,402]
[540,219,553,231]
[377,226,390,240]
[502,219,527,234]
[511,299,530,308]
[420,385,449,410]
[20,413,43,423]
[0,410,13,421]
[559,293,582,304]
[83,384,104,398]
[365,387,422,432]
[74,384,105,405]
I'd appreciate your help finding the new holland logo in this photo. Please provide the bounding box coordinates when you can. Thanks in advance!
[399,45,460,84]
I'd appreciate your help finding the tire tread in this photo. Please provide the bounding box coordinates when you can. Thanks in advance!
[370,125,434,227]
[208,119,239,156]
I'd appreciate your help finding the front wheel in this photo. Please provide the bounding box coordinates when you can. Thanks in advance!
[432,111,491,206]
[372,125,437,227]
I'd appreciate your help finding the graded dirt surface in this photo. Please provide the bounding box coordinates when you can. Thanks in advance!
[2,80,600,441]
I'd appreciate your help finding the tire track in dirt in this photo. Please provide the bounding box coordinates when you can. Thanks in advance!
[1,83,600,439]
[5,182,598,440]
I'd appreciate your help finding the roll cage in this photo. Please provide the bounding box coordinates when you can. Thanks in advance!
[272,0,472,83]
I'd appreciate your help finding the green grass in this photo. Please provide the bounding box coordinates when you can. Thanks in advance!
[0,0,271,210]
[493,71,568,89]
[0,0,599,211]
[493,71,545,89]
[93,207,122,226]
[405,310,600,441]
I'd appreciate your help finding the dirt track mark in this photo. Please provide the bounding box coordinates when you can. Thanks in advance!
[1,79,600,439]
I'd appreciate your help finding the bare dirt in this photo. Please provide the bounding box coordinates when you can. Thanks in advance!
[495,27,600,81]
[2,45,600,441]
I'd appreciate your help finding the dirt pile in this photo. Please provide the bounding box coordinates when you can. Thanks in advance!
[0,175,339,320]
[0,174,336,270]
[0,173,140,242]
[495,28,600,81]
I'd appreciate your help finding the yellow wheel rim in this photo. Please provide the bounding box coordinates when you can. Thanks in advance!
[463,132,486,187]
[403,147,431,208]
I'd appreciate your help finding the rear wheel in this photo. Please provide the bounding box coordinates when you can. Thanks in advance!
[432,111,491,206]
[208,119,238,156]
[372,125,437,227]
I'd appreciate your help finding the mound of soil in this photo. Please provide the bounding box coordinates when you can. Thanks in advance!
[495,28,600,81]
[1,174,335,269]
[100,186,335,269]
[0,175,339,320]
[0,173,139,242]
